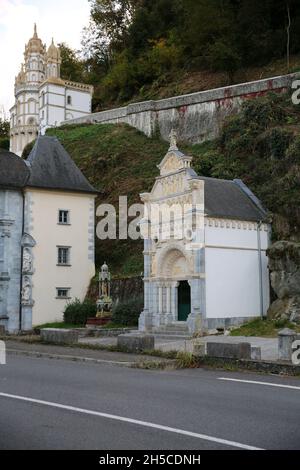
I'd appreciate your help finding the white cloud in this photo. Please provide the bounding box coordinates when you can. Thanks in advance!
[0,0,91,114]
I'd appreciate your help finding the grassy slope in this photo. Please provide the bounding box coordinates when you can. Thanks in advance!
[46,124,170,276]
[22,92,300,277]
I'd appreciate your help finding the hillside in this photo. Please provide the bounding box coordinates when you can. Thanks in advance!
[22,92,300,277]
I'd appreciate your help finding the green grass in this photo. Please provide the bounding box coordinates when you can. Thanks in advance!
[21,92,300,277]
[230,318,300,338]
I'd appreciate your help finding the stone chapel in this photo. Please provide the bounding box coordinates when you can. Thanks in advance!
[139,135,271,334]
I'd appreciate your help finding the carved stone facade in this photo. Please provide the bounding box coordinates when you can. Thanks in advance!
[139,139,271,334]
[0,190,24,332]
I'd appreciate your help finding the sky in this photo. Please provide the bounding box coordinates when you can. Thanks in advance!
[0,0,91,116]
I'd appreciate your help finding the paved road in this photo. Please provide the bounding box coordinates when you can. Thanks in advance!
[0,354,300,450]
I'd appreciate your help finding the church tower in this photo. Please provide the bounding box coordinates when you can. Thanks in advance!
[10,25,93,156]
[46,39,61,79]
[10,24,45,156]
[24,24,46,85]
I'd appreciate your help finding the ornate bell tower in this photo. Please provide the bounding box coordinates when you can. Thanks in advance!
[46,39,62,79]
[23,24,46,85]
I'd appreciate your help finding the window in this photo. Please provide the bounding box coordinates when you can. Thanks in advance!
[58,210,70,225]
[56,288,71,299]
[57,247,70,266]
[67,95,72,105]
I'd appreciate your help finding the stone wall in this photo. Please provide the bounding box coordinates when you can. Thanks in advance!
[63,73,299,144]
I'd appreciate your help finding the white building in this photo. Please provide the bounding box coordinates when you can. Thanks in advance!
[139,136,271,334]
[10,24,93,157]
[0,136,97,332]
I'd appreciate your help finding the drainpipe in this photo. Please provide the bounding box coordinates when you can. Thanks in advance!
[19,191,25,332]
[257,220,264,319]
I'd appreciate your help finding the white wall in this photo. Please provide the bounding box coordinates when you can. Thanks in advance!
[39,83,92,131]
[25,189,95,325]
[205,221,270,319]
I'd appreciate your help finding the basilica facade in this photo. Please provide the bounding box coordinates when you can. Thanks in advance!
[139,137,271,334]
[10,25,93,156]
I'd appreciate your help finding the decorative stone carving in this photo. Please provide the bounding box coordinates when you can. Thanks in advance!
[23,248,33,274]
[21,275,33,306]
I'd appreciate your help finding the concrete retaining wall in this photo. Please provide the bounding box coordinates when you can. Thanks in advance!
[63,73,299,144]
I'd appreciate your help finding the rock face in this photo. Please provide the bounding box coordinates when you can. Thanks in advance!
[267,241,300,323]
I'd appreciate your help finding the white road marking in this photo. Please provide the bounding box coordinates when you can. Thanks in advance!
[0,391,262,450]
[219,377,300,390]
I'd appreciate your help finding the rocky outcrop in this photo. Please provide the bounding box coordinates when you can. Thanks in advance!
[267,241,300,323]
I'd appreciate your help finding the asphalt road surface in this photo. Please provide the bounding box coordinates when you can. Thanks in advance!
[0,354,300,450]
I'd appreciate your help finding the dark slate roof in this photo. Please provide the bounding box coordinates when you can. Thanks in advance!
[26,136,98,194]
[0,149,30,189]
[196,176,268,221]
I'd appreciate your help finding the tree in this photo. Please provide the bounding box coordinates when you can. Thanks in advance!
[89,0,141,48]
[59,43,85,82]
[0,118,10,150]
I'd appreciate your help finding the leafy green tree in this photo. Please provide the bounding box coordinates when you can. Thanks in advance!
[59,43,86,82]
[0,118,9,150]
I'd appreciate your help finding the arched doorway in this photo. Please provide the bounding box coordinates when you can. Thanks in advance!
[178,281,191,321]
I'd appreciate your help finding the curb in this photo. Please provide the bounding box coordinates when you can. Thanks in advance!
[6,348,173,370]
[6,348,135,367]
[199,356,300,376]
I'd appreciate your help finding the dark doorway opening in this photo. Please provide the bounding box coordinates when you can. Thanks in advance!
[178,281,191,321]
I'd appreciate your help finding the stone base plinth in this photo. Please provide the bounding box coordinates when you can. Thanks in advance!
[41,328,79,345]
[118,334,155,352]
[206,342,251,360]
[87,317,111,327]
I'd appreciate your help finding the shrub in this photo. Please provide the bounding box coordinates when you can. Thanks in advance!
[111,297,143,327]
[63,298,97,325]
[0,137,9,150]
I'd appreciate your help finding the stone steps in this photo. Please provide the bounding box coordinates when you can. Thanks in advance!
[152,334,192,341]
[152,323,191,340]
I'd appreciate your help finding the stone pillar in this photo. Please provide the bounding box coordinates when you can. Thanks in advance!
[171,282,179,321]
[166,285,171,314]
[187,278,203,334]
[278,328,298,362]
[158,284,163,314]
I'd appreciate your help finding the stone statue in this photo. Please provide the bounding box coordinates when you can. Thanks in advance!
[96,262,113,319]
[23,248,32,273]
[22,276,31,303]
[169,129,178,151]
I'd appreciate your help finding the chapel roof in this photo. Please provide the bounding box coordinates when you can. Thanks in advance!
[0,150,30,189]
[26,136,98,194]
[196,175,268,222]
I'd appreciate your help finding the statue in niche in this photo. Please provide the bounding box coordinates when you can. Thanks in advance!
[22,276,31,304]
[23,248,33,273]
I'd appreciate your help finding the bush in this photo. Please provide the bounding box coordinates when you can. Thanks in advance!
[112,297,143,327]
[63,298,97,325]
[0,137,9,150]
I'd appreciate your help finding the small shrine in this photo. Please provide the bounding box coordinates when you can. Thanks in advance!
[87,262,113,327]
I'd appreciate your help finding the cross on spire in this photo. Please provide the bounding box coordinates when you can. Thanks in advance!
[169,129,178,151]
